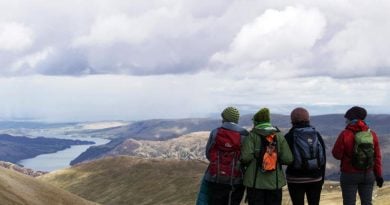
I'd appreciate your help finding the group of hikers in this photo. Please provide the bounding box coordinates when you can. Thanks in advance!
[196,106,383,205]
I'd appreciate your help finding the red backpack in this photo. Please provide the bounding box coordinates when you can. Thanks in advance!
[208,128,242,180]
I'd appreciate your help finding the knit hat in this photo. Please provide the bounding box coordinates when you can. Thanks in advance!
[291,107,310,123]
[344,106,367,120]
[253,108,270,124]
[221,106,240,123]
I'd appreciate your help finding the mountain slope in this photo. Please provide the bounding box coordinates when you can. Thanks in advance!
[40,156,207,205]
[108,131,209,160]
[0,166,98,205]
[40,156,390,205]
[0,161,47,177]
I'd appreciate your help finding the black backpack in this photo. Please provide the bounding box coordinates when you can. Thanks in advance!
[292,127,325,170]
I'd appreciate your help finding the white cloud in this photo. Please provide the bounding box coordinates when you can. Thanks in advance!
[73,13,152,46]
[211,6,326,78]
[73,6,205,47]
[0,22,34,52]
[323,19,390,76]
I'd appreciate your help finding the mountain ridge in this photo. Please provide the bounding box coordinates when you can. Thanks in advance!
[0,166,98,205]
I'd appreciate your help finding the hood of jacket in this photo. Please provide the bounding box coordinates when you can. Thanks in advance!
[254,122,279,136]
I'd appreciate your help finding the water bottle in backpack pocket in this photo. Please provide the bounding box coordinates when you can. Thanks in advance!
[292,127,325,170]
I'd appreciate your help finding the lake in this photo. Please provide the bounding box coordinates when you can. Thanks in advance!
[19,137,110,172]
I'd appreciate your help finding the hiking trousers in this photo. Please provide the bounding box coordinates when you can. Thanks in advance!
[287,181,323,205]
[207,182,245,205]
[340,172,375,205]
[246,187,282,205]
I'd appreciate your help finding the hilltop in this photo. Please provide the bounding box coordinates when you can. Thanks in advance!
[0,166,98,205]
[40,156,207,205]
[40,156,389,205]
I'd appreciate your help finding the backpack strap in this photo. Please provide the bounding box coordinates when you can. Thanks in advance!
[252,135,262,189]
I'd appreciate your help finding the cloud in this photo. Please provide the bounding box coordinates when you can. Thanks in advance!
[0,22,34,52]
[11,47,54,74]
[211,6,327,79]
[322,19,390,77]
[73,13,156,46]
[0,1,389,78]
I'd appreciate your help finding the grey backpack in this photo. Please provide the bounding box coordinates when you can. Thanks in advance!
[292,127,325,170]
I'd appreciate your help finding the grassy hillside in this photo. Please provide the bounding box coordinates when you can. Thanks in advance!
[40,156,390,205]
[40,156,207,205]
[0,166,98,205]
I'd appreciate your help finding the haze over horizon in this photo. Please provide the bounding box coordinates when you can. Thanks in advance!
[1,0,389,122]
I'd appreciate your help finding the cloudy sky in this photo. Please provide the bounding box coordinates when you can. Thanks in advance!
[0,0,389,122]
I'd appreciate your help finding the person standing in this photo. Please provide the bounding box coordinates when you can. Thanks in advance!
[332,106,383,205]
[284,107,326,205]
[241,108,293,205]
[201,106,249,205]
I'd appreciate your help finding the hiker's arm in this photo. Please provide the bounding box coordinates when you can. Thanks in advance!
[318,132,327,182]
[241,133,255,164]
[372,131,383,178]
[332,131,345,160]
[205,130,217,160]
[279,136,293,165]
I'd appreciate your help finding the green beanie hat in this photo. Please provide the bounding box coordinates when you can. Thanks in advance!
[253,108,270,125]
[221,106,240,124]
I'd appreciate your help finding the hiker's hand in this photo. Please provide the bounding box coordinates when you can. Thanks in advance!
[376,176,384,188]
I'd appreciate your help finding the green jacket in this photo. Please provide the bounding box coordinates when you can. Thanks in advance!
[241,123,293,190]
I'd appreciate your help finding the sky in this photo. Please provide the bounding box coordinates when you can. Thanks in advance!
[0,0,390,122]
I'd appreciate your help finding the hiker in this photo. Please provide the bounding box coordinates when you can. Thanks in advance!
[332,106,383,205]
[241,108,293,205]
[284,107,326,205]
[200,106,249,205]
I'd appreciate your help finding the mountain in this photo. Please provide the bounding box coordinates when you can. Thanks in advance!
[40,156,389,205]
[0,166,98,205]
[0,134,94,164]
[85,118,220,140]
[41,156,207,205]
[108,131,209,160]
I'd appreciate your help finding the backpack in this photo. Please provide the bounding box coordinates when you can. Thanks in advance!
[351,130,375,170]
[292,127,325,170]
[260,134,278,172]
[208,128,242,181]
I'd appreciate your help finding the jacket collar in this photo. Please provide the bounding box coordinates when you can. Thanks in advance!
[346,120,369,132]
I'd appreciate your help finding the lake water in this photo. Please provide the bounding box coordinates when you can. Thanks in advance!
[18,137,110,172]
